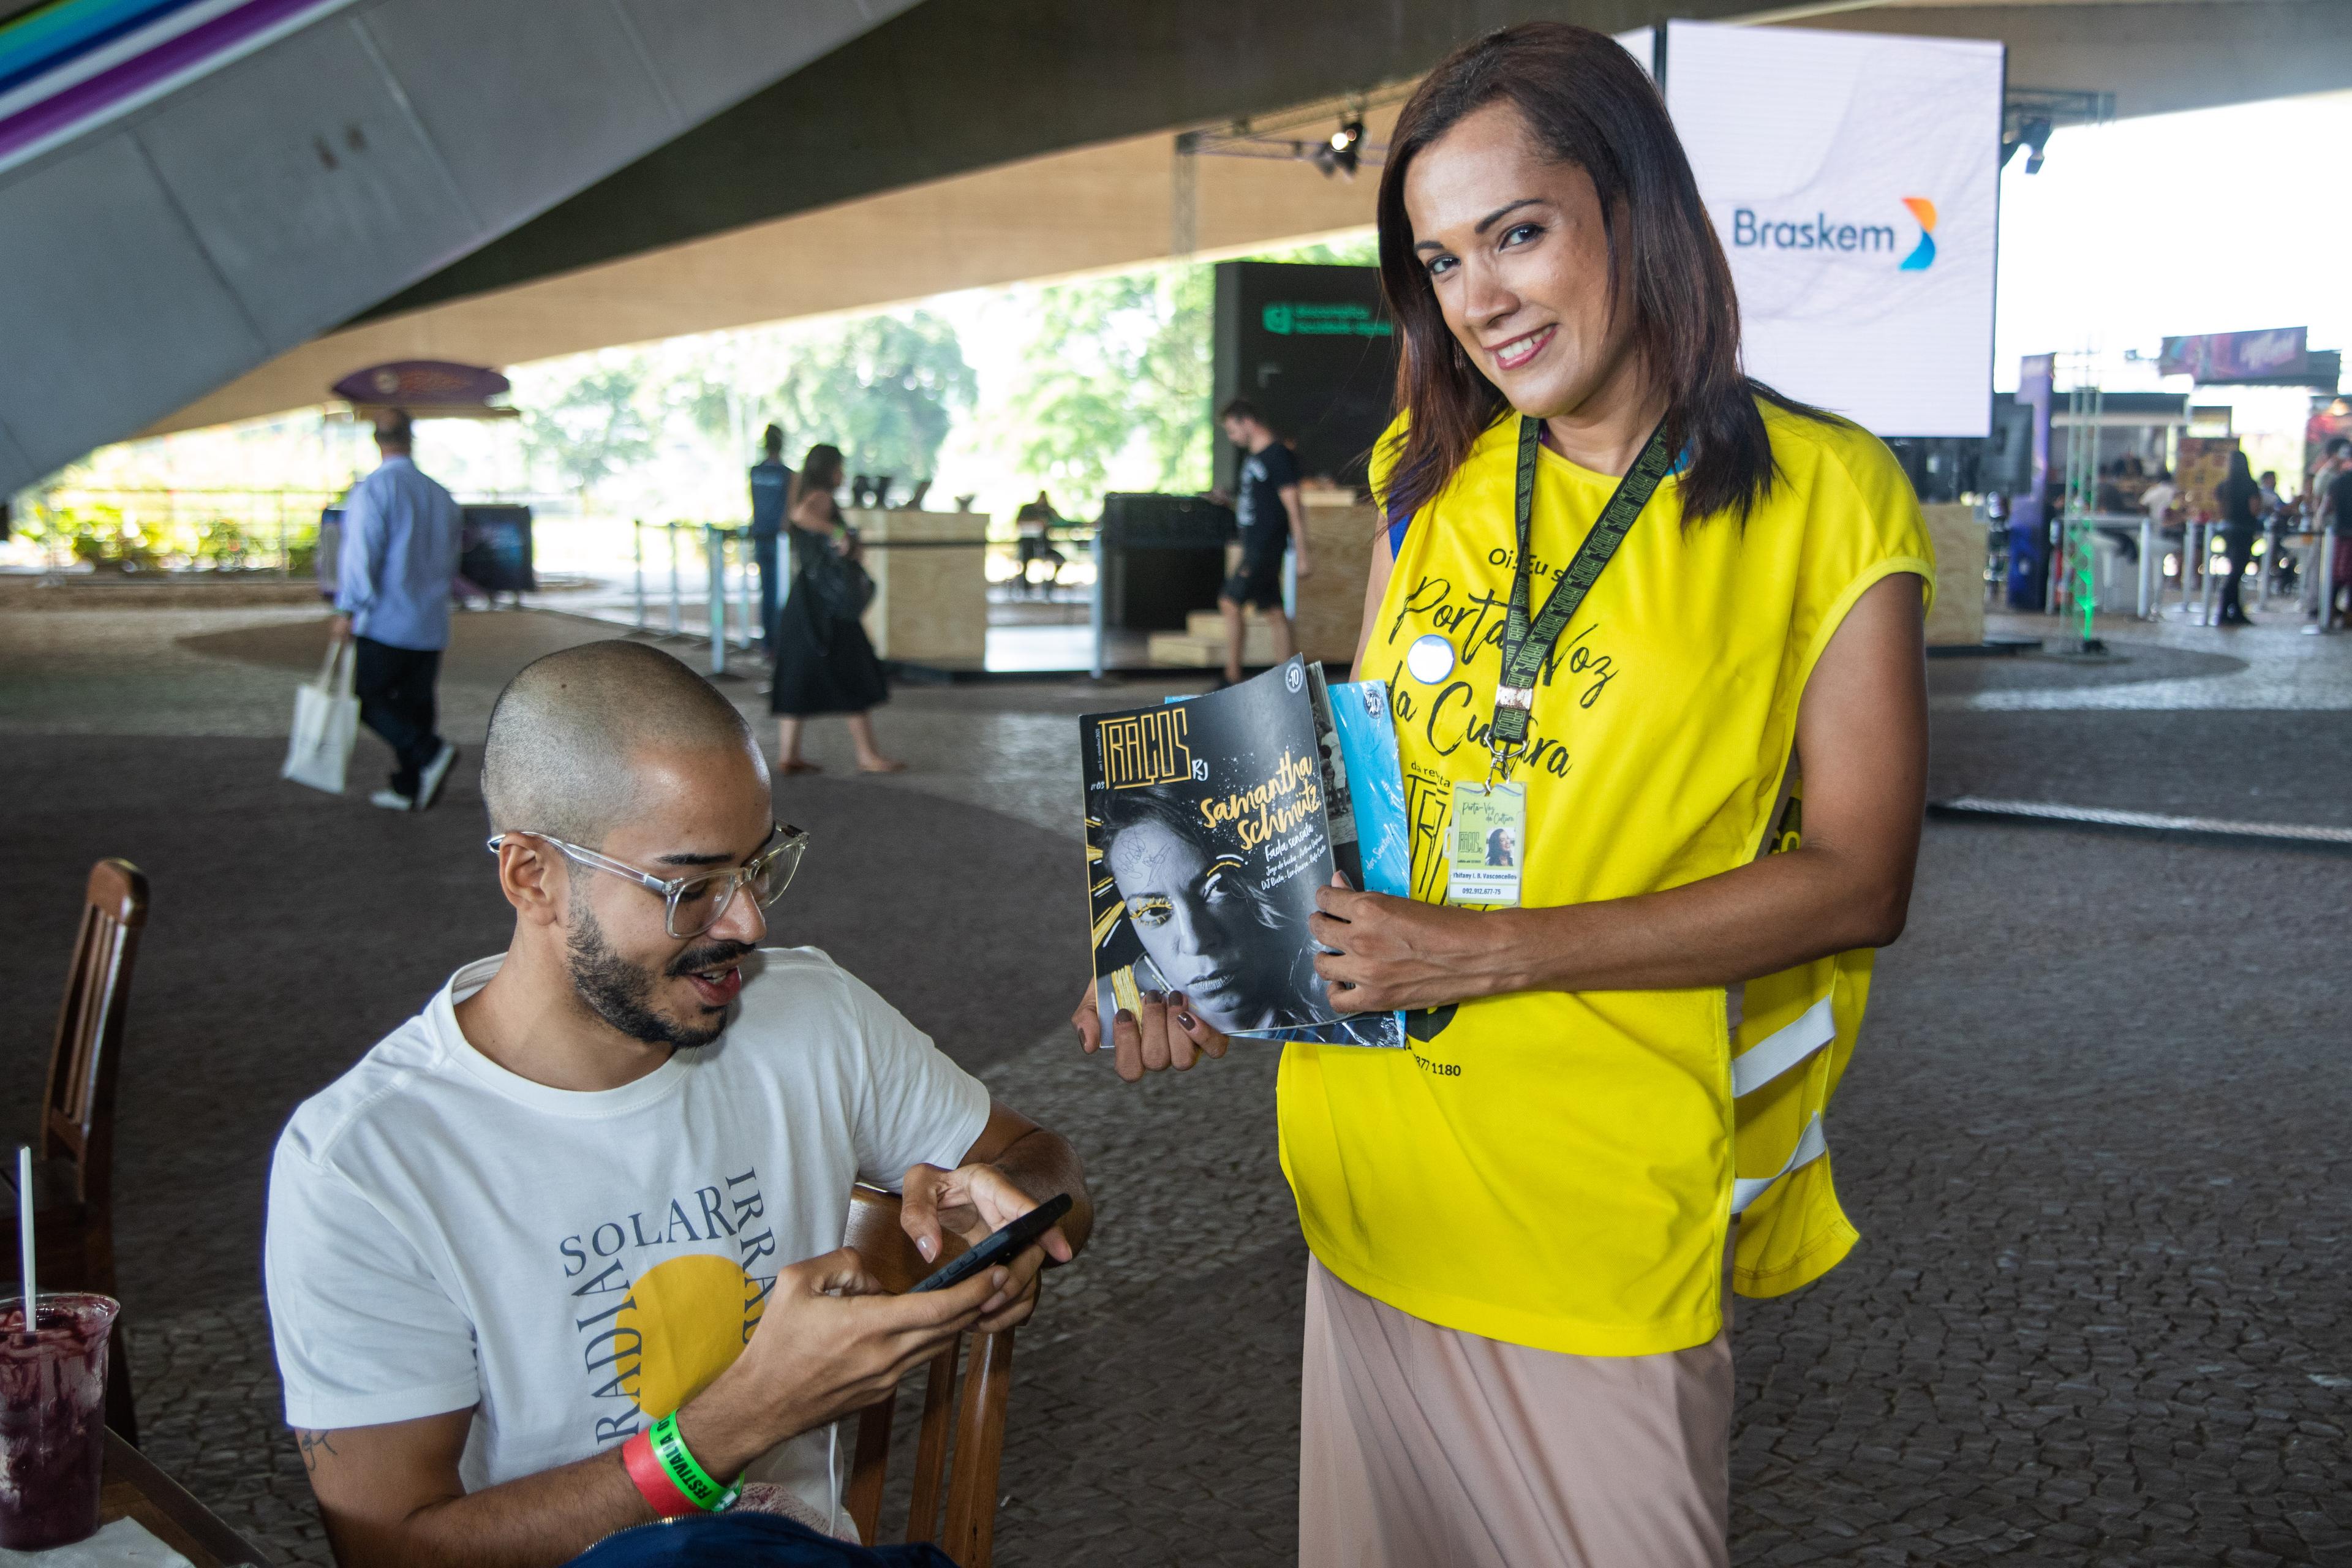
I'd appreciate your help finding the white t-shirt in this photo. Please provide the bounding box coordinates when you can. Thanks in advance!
[264,947,990,1517]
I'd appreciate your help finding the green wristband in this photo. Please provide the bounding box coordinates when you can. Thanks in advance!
[648,1411,741,1513]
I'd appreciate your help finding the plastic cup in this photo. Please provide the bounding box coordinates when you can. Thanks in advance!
[0,1292,118,1550]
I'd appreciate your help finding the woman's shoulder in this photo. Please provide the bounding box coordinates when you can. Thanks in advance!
[1756,396,1913,515]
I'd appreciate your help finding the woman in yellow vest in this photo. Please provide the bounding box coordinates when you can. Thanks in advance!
[1077,22,1933,1566]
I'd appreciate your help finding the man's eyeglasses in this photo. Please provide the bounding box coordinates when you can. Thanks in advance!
[486,823,809,940]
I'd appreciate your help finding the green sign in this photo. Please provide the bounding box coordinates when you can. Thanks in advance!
[1262,301,1393,338]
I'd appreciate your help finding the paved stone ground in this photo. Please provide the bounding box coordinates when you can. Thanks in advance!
[3,600,2349,1566]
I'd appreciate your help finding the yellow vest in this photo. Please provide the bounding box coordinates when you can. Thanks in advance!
[1275,400,1934,1355]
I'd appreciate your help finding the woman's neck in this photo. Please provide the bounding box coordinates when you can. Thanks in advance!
[1539,353,1670,477]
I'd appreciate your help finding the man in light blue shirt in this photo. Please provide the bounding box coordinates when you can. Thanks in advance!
[331,412,464,812]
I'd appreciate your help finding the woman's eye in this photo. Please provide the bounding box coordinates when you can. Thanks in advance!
[1424,254,1457,279]
[1500,223,1543,249]
[1126,895,1173,928]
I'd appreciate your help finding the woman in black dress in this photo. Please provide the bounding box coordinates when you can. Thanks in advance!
[770,443,905,774]
[2213,448,2261,627]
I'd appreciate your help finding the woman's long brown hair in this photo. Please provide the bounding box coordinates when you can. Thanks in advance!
[1375,22,1827,527]
[789,443,844,513]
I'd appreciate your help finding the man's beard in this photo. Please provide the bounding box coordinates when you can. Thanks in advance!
[565,905,753,1050]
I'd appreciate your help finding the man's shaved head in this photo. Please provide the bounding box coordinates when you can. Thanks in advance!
[483,641,763,843]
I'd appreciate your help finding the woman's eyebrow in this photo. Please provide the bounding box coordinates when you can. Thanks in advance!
[1415,197,1548,251]
[1474,197,1547,235]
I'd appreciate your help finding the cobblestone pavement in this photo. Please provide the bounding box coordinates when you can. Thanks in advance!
[5,602,2349,1566]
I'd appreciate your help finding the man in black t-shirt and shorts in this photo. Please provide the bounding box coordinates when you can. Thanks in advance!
[1216,399,1314,685]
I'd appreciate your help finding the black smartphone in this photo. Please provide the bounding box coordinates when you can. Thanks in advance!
[908,1193,1073,1294]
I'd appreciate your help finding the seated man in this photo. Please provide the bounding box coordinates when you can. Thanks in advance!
[265,641,1091,1566]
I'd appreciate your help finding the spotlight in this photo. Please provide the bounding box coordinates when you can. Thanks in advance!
[1311,118,1365,180]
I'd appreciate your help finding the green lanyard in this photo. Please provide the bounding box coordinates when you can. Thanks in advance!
[1489,413,1676,777]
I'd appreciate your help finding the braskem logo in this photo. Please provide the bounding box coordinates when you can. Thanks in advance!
[1898,197,1936,271]
[1728,197,1937,269]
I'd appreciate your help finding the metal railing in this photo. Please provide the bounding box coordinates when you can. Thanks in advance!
[2307,526,2341,637]
[630,521,760,676]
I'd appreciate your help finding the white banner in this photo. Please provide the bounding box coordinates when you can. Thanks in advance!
[1664,21,2003,437]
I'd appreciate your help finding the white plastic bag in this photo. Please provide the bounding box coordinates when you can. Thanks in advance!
[281,639,359,794]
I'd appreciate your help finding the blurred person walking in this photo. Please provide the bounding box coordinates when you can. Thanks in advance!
[2214,450,2261,625]
[1079,24,1934,1567]
[331,410,463,812]
[771,443,903,775]
[748,424,793,647]
[1216,399,1314,686]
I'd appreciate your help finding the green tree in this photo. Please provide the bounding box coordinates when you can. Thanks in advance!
[523,360,657,499]
[1001,266,1212,512]
[767,312,974,484]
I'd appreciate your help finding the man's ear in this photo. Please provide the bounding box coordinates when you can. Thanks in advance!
[497,840,567,929]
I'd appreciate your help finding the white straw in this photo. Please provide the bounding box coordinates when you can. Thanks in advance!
[15,1145,32,1338]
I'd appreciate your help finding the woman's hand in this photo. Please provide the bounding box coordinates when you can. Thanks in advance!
[1071,983,1231,1082]
[1309,883,1526,1012]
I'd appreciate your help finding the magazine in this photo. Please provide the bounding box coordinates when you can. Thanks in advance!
[1082,657,1406,1050]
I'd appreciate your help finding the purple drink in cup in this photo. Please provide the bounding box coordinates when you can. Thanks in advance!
[0,1292,117,1549]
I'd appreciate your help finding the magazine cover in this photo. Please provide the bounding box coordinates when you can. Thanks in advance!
[1083,658,1403,1049]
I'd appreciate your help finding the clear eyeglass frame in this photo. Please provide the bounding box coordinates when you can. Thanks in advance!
[486,822,809,939]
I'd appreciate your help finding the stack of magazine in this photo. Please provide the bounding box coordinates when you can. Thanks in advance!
[1081,657,1408,1050]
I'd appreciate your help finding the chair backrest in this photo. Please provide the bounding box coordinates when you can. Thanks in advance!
[40,859,149,1210]
[840,1184,1023,1568]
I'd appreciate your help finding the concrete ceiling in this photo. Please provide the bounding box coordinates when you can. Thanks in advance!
[17,0,2351,470]
[0,0,924,496]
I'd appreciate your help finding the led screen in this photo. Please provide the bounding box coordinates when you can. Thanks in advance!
[1664,21,2002,437]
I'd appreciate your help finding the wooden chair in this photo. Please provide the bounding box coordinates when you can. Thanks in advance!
[840,1183,1031,1568]
[4,859,149,1444]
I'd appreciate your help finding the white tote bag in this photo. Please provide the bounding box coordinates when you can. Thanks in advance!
[282,639,360,794]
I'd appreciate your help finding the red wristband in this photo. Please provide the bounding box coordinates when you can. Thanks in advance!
[622,1429,701,1519]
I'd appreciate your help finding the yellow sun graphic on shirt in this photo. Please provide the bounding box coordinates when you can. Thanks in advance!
[612,1253,765,1418]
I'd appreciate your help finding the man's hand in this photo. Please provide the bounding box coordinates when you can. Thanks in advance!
[294,1251,1005,1568]
[1293,549,1315,581]
[900,1163,1074,1332]
[679,1247,1003,1479]
[1308,880,1522,1012]
[1071,983,1231,1080]
[328,613,353,643]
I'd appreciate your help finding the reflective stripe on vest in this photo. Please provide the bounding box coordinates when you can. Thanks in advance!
[1730,993,1836,1099]
[1730,1111,1828,1216]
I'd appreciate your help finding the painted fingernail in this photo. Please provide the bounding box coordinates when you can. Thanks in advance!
[1167,991,1187,1009]
[1177,1011,1197,1030]
[1115,1008,1135,1023]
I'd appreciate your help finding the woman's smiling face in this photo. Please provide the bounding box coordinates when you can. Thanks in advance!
[1403,100,1638,424]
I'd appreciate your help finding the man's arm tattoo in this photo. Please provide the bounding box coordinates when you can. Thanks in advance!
[296,1430,339,1474]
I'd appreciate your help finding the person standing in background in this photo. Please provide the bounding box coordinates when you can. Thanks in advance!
[2301,441,2346,619]
[1014,490,1067,597]
[771,443,903,776]
[2213,450,2261,626]
[331,410,463,812]
[748,424,793,647]
[1215,399,1314,687]
[2323,439,2352,629]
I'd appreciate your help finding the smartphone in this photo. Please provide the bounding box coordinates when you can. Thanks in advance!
[908,1193,1073,1294]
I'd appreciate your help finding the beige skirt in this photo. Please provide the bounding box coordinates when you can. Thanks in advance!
[1298,1256,1733,1568]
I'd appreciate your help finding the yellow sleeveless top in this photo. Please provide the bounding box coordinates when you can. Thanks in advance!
[1275,399,1934,1355]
